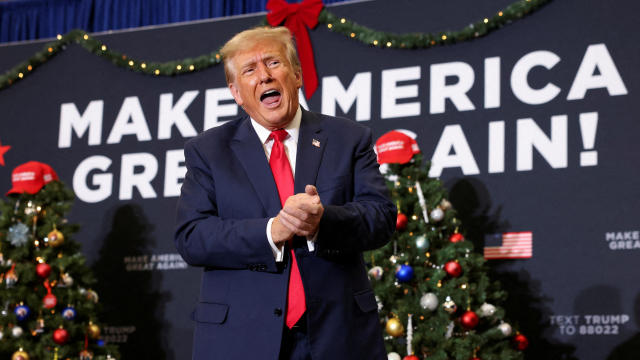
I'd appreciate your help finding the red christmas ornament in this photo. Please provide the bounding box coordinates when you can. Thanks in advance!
[460,310,479,329]
[471,358,481,360]
[514,333,529,350]
[444,261,462,277]
[36,262,51,279]
[403,356,420,360]
[396,213,408,231]
[52,327,69,345]
[43,294,57,309]
[449,233,464,243]
[42,280,57,309]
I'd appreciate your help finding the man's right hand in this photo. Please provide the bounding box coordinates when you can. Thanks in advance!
[271,215,294,248]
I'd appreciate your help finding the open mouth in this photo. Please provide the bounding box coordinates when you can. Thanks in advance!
[260,89,281,106]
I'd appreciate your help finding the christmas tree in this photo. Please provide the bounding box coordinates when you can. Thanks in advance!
[369,132,528,360]
[0,161,118,360]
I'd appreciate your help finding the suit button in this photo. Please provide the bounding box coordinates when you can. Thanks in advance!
[274,308,283,316]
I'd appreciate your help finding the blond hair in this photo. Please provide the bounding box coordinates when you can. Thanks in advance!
[220,26,301,84]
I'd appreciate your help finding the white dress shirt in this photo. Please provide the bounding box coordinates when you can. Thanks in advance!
[250,106,316,261]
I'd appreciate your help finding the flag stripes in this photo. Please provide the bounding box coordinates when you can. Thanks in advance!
[484,232,532,259]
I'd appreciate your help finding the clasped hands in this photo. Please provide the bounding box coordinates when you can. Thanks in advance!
[271,185,323,247]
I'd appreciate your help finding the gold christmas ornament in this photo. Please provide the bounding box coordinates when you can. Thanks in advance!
[47,229,64,247]
[88,322,101,339]
[12,348,29,360]
[385,317,404,337]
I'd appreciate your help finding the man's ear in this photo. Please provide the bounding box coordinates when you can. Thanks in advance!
[229,82,244,106]
[294,68,303,89]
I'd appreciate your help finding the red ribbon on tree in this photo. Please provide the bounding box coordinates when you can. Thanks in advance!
[266,0,324,99]
[43,279,57,309]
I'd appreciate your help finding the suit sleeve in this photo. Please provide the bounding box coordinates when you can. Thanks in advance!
[174,140,278,272]
[316,126,397,253]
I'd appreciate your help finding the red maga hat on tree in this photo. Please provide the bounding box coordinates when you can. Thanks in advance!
[375,130,420,165]
[6,161,58,195]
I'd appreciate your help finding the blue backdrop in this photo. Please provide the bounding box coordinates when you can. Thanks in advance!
[0,0,349,43]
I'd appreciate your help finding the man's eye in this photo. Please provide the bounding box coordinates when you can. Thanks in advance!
[243,68,254,75]
[269,60,280,67]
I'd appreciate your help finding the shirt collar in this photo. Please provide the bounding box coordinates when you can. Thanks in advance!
[250,106,301,145]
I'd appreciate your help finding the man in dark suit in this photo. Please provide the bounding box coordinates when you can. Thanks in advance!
[174,26,396,359]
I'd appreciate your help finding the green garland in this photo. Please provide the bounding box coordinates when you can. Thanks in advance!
[0,0,551,91]
[320,0,551,48]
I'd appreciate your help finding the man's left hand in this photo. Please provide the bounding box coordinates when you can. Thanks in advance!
[278,185,324,237]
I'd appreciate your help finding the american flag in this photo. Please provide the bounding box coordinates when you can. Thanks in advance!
[484,232,533,260]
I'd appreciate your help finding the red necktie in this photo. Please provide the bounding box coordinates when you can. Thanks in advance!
[269,129,306,328]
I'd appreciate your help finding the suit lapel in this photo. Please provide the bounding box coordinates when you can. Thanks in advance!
[230,117,282,216]
[294,109,327,194]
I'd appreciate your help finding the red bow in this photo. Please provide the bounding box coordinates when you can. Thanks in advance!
[266,0,323,99]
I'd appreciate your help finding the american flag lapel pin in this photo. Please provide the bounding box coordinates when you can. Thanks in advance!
[312,139,321,148]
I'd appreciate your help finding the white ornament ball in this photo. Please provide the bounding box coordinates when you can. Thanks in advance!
[12,326,23,337]
[498,322,512,336]
[479,302,497,317]
[430,207,444,222]
[388,352,402,360]
[420,292,438,311]
[368,266,384,280]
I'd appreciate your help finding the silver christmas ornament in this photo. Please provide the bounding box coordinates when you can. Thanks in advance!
[7,223,29,247]
[420,292,438,311]
[12,326,23,337]
[498,322,512,336]
[430,207,444,222]
[389,255,398,264]
[479,302,497,317]
[415,235,429,249]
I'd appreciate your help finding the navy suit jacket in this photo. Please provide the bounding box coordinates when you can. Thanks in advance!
[175,108,396,359]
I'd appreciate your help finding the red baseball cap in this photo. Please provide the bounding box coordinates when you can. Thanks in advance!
[375,130,420,164]
[6,161,59,195]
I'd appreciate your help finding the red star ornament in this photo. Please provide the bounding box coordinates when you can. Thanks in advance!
[0,141,10,166]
